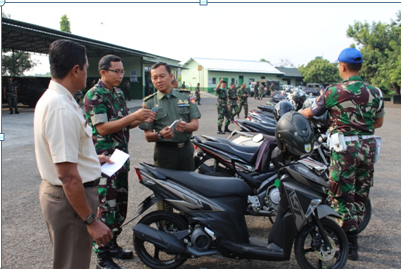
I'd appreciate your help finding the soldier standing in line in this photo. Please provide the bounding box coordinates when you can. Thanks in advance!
[237,83,249,118]
[3,77,19,114]
[215,78,232,134]
[227,82,239,121]
[301,47,385,261]
[258,82,265,100]
[254,82,259,100]
[84,54,154,269]
[195,82,201,105]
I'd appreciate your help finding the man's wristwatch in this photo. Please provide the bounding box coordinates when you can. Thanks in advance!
[157,131,164,141]
[83,212,96,225]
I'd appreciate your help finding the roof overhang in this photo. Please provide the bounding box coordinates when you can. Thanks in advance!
[2,18,157,58]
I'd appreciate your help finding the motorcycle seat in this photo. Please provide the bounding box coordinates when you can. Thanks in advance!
[204,141,255,163]
[242,121,276,136]
[202,136,259,154]
[144,165,252,197]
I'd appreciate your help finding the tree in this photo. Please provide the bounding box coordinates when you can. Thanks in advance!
[276,58,295,68]
[1,12,39,76]
[260,58,271,64]
[298,57,340,84]
[60,14,71,33]
[347,10,401,94]
[2,49,39,76]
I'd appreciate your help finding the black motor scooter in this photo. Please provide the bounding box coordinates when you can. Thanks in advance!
[132,160,348,269]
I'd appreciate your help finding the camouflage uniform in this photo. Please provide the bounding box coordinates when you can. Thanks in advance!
[311,76,385,232]
[83,80,130,253]
[5,80,19,113]
[227,87,239,120]
[195,86,201,105]
[254,84,259,99]
[216,87,232,130]
[237,87,249,118]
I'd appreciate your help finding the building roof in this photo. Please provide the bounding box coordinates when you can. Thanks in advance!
[275,67,303,78]
[183,58,284,75]
[2,18,180,63]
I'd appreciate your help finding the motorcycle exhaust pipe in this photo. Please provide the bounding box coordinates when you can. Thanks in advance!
[133,223,187,254]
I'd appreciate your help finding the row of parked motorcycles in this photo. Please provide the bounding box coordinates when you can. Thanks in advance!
[131,92,370,269]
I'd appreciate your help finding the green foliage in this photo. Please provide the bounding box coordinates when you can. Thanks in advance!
[347,10,401,94]
[298,57,340,84]
[260,58,271,64]
[2,49,38,76]
[60,14,71,33]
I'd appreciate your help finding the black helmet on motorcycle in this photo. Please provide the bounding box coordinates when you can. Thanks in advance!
[290,90,307,110]
[275,111,315,157]
[273,100,294,123]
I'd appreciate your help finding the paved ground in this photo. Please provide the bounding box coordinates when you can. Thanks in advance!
[2,94,401,269]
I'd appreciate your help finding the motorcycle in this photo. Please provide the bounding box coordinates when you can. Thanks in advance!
[132,161,348,269]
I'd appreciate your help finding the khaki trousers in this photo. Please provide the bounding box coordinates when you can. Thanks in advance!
[39,180,98,269]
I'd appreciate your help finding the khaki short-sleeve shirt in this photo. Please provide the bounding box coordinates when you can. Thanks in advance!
[34,80,101,186]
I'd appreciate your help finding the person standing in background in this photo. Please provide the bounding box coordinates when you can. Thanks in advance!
[195,82,201,105]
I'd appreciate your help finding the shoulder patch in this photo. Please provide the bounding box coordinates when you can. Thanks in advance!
[143,92,157,101]
[179,88,190,92]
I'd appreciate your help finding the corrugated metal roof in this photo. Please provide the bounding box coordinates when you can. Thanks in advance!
[185,58,284,75]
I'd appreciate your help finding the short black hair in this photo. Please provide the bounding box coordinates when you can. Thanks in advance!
[345,62,362,72]
[98,55,122,72]
[222,81,227,84]
[49,39,87,79]
[150,62,171,74]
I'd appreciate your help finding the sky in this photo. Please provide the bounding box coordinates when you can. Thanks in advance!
[2,0,401,75]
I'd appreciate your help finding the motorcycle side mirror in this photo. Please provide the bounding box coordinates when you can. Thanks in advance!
[252,133,264,143]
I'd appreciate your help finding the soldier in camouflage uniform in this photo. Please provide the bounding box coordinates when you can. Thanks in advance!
[84,55,154,269]
[237,83,249,118]
[227,83,239,122]
[301,48,385,261]
[254,82,259,100]
[3,77,19,114]
[215,79,232,134]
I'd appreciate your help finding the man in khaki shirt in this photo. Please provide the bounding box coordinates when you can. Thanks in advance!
[34,39,113,269]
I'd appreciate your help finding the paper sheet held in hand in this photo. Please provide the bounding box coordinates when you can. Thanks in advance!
[101,149,130,177]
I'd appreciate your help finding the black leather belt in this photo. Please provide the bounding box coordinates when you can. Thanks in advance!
[156,140,190,149]
[83,178,100,188]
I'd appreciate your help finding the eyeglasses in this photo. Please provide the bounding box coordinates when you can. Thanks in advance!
[106,69,125,75]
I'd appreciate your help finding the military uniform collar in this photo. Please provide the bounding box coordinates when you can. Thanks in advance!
[156,88,178,100]
[97,79,117,94]
[342,76,363,83]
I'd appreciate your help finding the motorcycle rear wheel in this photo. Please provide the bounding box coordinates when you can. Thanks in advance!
[134,210,188,269]
[294,218,348,269]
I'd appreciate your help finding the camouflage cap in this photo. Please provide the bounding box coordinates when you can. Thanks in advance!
[337,48,363,64]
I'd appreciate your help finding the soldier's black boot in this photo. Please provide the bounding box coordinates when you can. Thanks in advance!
[217,126,225,135]
[110,237,134,259]
[346,231,359,261]
[224,125,232,133]
[96,252,126,269]
[9,109,13,114]
[15,109,19,114]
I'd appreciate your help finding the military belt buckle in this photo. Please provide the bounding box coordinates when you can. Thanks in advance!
[177,142,185,148]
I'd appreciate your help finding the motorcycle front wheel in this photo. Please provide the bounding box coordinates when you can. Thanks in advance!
[134,210,188,269]
[294,217,348,269]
